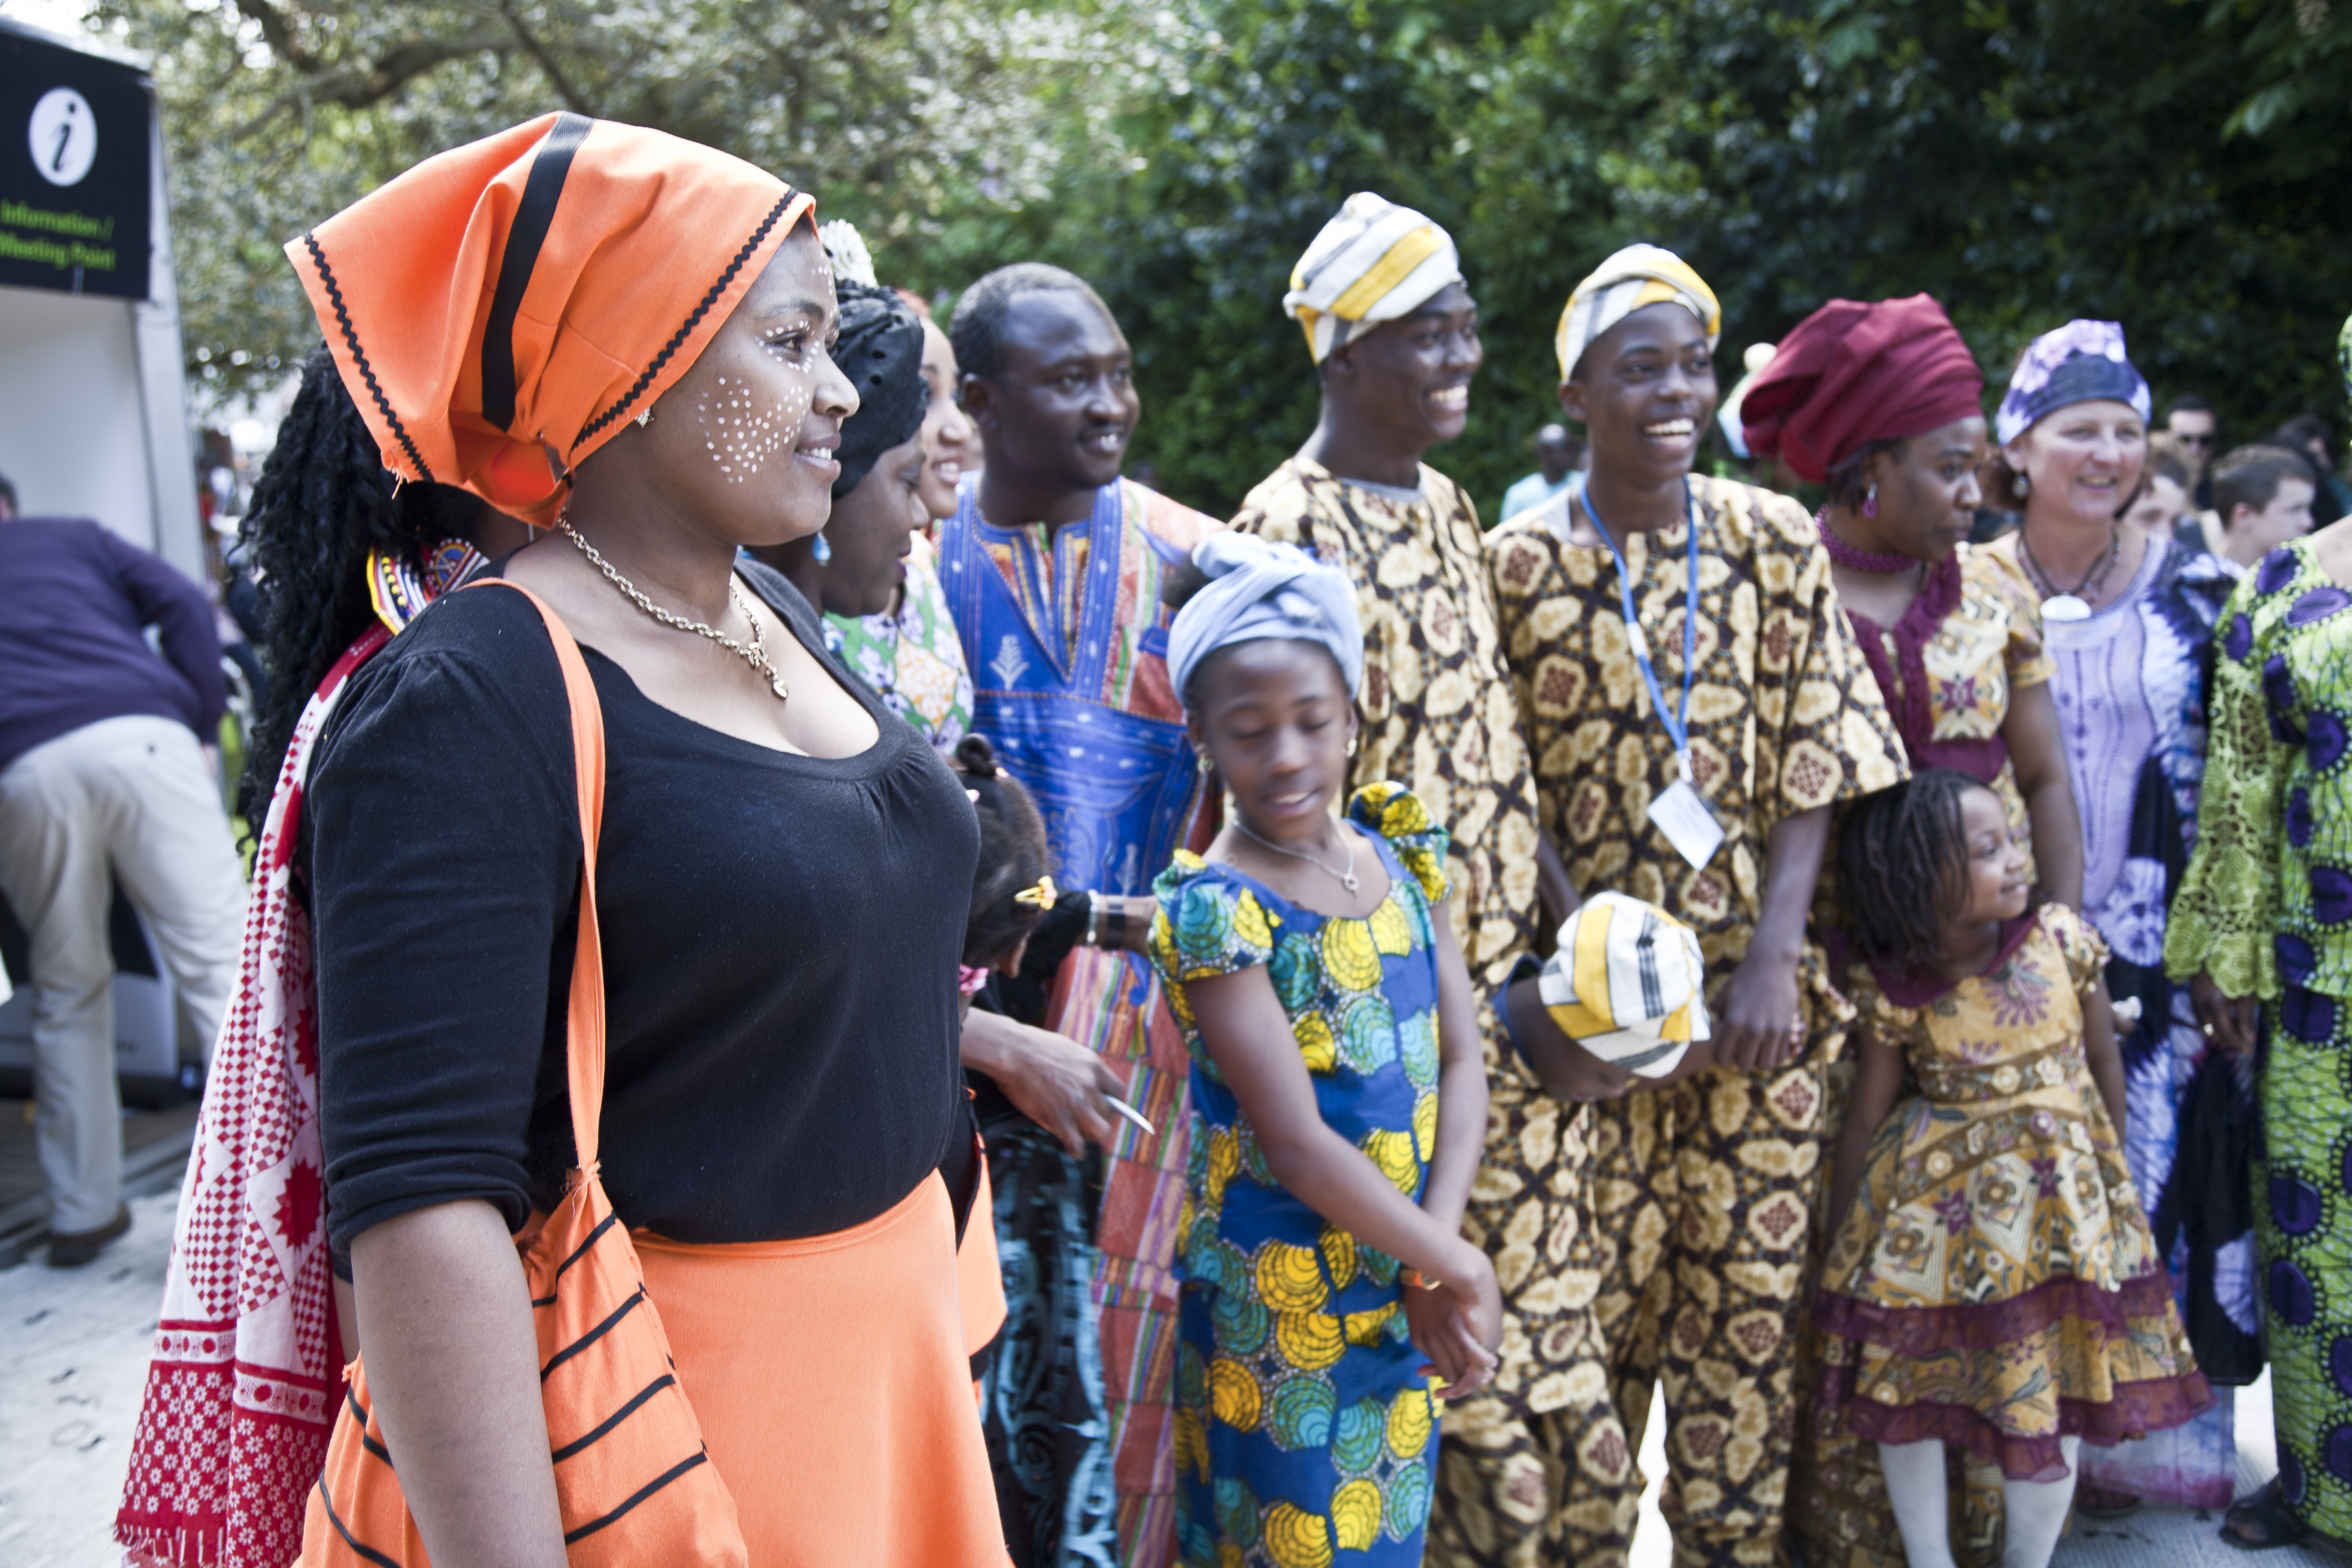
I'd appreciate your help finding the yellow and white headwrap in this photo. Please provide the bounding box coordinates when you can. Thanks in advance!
[1283,192,1462,363]
[1555,243,1721,382]
[1536,892,1710,1077]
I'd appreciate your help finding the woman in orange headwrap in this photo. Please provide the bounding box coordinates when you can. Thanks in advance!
[267,114,1003,1565]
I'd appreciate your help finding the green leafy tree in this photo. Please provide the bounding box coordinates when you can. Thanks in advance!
[1093,0,2352,517]
[90,0,1157,399]
[76,0,2352,501]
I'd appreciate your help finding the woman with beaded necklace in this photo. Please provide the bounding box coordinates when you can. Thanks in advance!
[1742,293,2086,1568]
[1744,294,2082,910]
[1983,321,2243,1523]
[256,115,1006,1566]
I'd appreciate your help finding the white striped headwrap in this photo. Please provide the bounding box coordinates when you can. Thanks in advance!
[1554,243,1721,382]
[1283,192,1463,363]
[1536,891,1711,1077]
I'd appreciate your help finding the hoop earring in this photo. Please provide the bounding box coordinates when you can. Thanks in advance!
[1861,485,1878,520]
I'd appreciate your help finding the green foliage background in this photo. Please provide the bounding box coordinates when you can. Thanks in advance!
[86,0,2352,519]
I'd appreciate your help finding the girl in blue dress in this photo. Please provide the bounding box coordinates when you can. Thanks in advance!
[1147,534,1500,1567]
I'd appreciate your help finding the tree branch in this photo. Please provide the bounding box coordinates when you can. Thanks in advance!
[229,32,514,139]
[500,1,597,116]
[231,0,315,74]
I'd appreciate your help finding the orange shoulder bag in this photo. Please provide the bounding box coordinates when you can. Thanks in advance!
[302,581,748,1566]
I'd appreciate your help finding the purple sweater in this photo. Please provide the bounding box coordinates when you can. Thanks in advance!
[0,519,226,774]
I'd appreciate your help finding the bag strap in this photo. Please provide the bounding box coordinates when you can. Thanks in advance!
[464,579,610,1174]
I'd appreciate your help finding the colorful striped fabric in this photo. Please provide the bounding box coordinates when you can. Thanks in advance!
[1535,891,1710,1077]
[1552,243,1720,382]
[940,473,1221,1566]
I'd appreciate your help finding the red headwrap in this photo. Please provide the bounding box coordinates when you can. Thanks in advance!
[1740,294,1984,483]
[288,113,813,528]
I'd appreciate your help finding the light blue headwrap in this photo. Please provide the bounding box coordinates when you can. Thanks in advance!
[1167,533,1364,705]
[1994,319,2151,446]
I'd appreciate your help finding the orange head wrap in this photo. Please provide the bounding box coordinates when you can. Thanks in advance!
[287,112,814,529]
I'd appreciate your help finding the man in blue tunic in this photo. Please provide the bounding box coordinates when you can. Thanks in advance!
[943,262,1220,1568]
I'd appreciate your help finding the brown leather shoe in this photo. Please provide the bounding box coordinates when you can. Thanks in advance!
[47,1204,131,1268]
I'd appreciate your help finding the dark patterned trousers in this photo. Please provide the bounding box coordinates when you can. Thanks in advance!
[1563,1012,1843,1567]
[1426,1076,1640,1565]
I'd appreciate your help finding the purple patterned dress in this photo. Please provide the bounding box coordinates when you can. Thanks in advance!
[1993,531,2246,1507]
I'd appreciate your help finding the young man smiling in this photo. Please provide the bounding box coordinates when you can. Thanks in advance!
[1229,194,1623,1568]
[941,261,1220,1568]
[1480,246,1902,1567]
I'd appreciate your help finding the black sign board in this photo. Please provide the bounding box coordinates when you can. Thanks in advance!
[0,30,150,300]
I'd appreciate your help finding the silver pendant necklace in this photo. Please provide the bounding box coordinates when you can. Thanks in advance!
[1235,818,1359,893]
[560,521,790,701]
[2019,523,2121,623]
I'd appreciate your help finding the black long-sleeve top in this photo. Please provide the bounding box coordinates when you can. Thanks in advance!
[304,564,975,1255]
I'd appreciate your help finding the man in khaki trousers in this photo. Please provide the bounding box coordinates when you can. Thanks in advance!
[0,487,244,1266]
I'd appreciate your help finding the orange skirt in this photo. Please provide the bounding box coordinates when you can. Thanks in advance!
[636,1172,1006,1567]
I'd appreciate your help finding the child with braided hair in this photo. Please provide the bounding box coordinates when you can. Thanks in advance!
[1815,769,2211,1568]
[947,732,1054,991]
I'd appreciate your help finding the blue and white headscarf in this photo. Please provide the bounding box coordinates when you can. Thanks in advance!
[1994,319,2151,446]
[1167,534,1364,704]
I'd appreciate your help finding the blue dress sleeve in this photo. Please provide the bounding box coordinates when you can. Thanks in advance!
[1150,851,1278,983]
[1346,781,1452,904]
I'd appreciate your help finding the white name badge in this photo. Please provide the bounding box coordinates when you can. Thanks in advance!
[1648,779,1725,869]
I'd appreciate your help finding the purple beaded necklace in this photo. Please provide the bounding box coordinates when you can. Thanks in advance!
[1814,508,1913,575]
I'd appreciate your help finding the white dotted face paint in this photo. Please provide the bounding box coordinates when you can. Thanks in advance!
[692,236,841,485]
[696,371,811,484]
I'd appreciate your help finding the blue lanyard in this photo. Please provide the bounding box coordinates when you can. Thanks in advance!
[1578,478,1700,782]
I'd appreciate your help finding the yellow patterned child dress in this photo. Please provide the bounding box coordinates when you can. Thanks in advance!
[1815,902,2212,1479]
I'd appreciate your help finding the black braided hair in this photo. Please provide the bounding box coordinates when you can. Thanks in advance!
[237,344,489,823]
[950,733,1054,969]
[1836,769,1982,970]
[1157,556,1216,709]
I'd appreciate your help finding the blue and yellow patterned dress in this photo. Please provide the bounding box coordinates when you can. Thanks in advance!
[1149,783,1451,1568]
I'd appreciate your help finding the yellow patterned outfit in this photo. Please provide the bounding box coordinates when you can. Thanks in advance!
[1796,542,2056,1568]
[1230,458,1628,1568]
[1816,906,2211,1476]
[1483,475,1904,1566]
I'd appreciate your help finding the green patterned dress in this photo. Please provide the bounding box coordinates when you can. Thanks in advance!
[821,532,972,750]
[2166,537,2352,1537]
[1149,784,1451,1567]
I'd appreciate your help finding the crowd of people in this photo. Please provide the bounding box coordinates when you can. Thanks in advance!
[46,109,2348,1568]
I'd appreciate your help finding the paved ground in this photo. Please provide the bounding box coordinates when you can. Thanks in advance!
[1625,1376,2339,1567]
[0,1098,199,1266]
[0,1189,177,1567]
[0,1186,2333,1566]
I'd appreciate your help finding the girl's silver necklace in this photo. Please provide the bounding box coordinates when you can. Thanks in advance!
[559,521,789,701]
[1234,818,1359,893]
